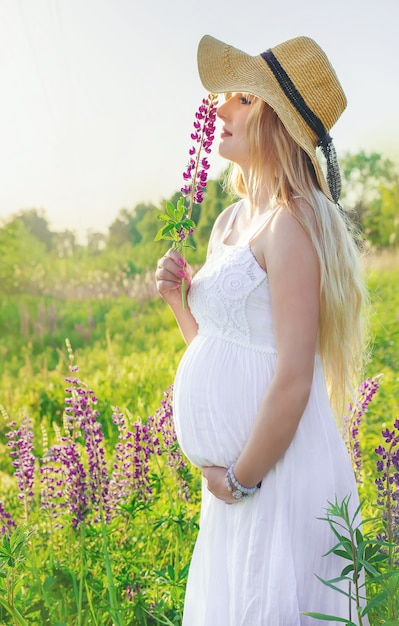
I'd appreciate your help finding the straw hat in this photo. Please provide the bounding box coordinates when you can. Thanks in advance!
[197,35,347,203]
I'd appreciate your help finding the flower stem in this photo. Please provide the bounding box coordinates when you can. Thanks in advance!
[100,506,123,626]
[77,523,86,626]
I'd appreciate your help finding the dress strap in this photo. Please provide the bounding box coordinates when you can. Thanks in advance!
[248,194,305,242]
[222,200,280,245]
[248,207,279,243]
[221,200,244,242]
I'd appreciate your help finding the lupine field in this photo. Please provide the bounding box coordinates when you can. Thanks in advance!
[0,254,399,625]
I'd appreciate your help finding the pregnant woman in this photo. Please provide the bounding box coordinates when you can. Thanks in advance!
[155,34,367,626]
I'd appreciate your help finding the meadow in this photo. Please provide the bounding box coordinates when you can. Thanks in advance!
[0,251,398,625]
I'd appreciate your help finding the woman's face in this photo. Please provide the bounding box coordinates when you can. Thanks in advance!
[217,93,256,170]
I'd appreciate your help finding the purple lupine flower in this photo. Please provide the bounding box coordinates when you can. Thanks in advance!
[149,386,190,500]
[375,419,399,557]
[40,453,61,516]
[181,95,218,209]
[40,441,89,529]
[65,375,111,522]
[130,421,153,499]
[109,409,136,510]
[108,409,153,507]
[0,500,17,537]
[109,392,190,508]
[155,94,218,307]
[342,375,381,482]
[157,94,218,251]
[59,442,90,528]
[5,417,36,520]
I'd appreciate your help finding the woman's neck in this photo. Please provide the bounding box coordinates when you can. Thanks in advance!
[240,168,274,215]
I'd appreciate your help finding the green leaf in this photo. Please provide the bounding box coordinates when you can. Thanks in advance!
[181,219,196,229]
[370,552,388,563]
[156,213,173,222]
[341,564,354,577]
[1,535,11,555]
[0,595,28,625]
[43,575,56,591]
[154,228,166,242]
[333,548,353,560]
[364,543,380,560]
[355,527,363,546]
[174,204,185,221]
[161,223,176,236]
[361,587,388,613]
[357,558,380,577]
[177,563,190,582]
[314,574,356,600]
[340,537,353,552]
[177,196,186,212]
[154,223,176,242]
[302,612,356,624]
[165,202,176,219]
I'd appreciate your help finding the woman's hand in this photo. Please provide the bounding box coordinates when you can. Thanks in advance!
[155,248,198,344]
[202,466,238,504]
[155,249,192,308]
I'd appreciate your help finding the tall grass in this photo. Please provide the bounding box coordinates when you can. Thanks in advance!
[0,258,398,624]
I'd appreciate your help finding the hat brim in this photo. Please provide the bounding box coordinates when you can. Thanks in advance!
[197,35,332,201]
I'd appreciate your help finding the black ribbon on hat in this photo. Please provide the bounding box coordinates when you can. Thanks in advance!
[260,49,342,204]
[317,132,341,205]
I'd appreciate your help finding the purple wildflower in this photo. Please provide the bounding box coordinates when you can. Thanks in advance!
[130,421,153,498]
[375,419,399,555]
[65,375,111,522]
[155,94,218,309]
[181,95,218,208]
[149,386,190,500]
[40,441,89,529]
[109,409,137,509]
[40,453,61,516]
[109,391,190,508]
[343,375,381,482]
[0,500,17,537]
[5,417,36,520]
[108,409,153,508]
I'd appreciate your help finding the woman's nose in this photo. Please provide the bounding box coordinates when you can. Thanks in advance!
[217,100,228,120]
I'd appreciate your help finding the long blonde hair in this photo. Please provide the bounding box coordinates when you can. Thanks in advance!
[226,98,368,418]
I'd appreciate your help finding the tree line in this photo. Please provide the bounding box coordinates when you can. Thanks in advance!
[0,151,398,296]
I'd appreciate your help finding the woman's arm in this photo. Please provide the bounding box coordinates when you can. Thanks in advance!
[203,207,320,498]
[155,248,199,345]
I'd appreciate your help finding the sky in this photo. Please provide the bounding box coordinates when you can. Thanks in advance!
[0,0,398,239]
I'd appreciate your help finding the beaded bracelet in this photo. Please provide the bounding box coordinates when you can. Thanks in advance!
[225,464,259,500]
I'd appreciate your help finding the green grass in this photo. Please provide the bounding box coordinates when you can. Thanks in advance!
[0,263,398,624]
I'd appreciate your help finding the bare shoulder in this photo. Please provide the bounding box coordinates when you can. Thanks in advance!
[272,199,315,233]
[270,200,316,246]
[265,201,319,276]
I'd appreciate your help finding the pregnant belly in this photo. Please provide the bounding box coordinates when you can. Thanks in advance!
[172,335,276,468]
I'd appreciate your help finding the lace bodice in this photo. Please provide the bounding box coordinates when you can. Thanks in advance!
[188,244,277,353]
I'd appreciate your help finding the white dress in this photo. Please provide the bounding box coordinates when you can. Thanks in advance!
[173,202,361,626]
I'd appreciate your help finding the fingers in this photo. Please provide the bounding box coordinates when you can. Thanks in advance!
[164,249,187,270]
[155,249,191,301]
[202,466,236,504]
[156,251,187,283]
